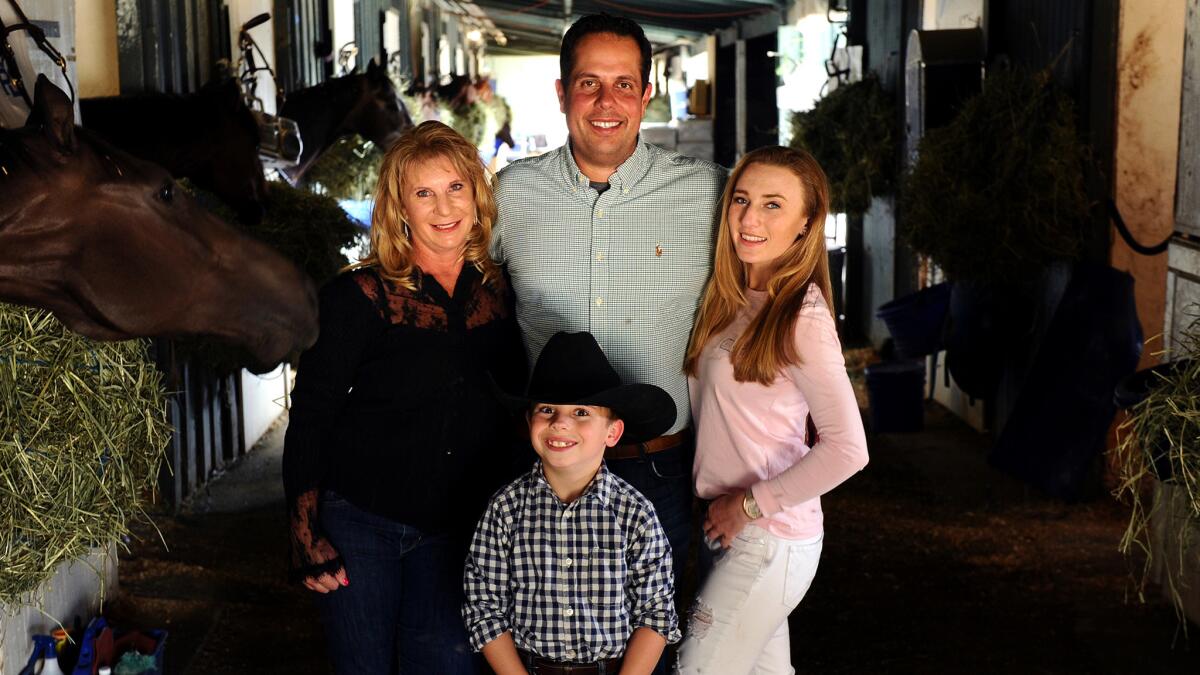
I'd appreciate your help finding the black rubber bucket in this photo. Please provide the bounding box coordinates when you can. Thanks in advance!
[875,282,951,359]
[865,360,926,433]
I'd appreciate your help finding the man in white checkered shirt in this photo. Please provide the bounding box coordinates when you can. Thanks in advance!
[491,20,727,672]
[463,332,681,674]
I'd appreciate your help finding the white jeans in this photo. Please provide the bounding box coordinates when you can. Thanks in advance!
[675,525,823,675]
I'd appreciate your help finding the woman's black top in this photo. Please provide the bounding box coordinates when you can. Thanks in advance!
[282,264,525,537]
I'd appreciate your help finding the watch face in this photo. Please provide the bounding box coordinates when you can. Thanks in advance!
[743,492,762,519]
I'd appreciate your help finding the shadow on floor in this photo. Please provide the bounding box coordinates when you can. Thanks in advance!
[108,403,1195,673]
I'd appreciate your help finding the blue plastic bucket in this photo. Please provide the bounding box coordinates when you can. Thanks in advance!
[875,282,952,358]
[865,360,926,433]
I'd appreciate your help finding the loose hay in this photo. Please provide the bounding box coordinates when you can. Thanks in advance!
[1113,312,1200,628]
[901,67,1090,285]
[789,75,898,217]
[0,304,170,605]
[304,134,384,202]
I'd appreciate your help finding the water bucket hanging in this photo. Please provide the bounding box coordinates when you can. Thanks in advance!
[875,282,951,358]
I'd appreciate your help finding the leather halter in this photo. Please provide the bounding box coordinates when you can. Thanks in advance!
[0,0,72,108]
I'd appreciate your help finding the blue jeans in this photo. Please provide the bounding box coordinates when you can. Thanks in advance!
[606,441,694,675]
[317,491,483,675]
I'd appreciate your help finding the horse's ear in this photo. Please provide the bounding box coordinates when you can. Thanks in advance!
[367,58,384,80]
[29,74,76,153]
[212,78,244,110]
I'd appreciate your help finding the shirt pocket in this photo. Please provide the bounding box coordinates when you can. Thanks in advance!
[586,546,628,607]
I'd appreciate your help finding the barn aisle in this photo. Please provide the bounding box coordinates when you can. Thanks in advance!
[107,404,1197,674]
[107,417,329,674]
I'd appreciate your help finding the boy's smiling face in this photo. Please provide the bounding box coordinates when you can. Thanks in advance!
[529,403,625,478]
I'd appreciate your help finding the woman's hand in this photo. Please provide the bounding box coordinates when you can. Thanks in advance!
[300,538,349,594]
[703,491,754,549]
[289,489,350,593]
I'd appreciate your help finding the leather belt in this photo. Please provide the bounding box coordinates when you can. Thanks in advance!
[605,428,691,461]
[518,649,622,675]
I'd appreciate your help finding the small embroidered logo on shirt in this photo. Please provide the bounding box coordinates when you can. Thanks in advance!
[655,244,663,257]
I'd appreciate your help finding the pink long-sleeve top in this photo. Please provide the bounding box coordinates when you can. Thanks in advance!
[689,283,869,540]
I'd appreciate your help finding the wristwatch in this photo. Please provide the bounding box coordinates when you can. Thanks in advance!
[742,488,763,520]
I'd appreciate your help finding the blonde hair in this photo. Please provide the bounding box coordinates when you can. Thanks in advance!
[684,146,834,385]
[350,121,499,290]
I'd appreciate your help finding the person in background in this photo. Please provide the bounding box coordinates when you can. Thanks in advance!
[282,121,524,674]
[677,146,869,674]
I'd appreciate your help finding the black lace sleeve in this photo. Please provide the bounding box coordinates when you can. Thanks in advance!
[287,489,345,583]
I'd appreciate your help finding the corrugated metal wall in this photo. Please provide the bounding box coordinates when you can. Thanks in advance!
[274,0,329,91]
[1176,0,1200,237]
[354,0,385,69]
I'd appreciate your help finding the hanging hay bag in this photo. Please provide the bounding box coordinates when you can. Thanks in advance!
[0,304,170,604]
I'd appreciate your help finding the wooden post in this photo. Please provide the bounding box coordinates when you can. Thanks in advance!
[197,367,213,484]
[182,360,198,498]
[211,369,225,471]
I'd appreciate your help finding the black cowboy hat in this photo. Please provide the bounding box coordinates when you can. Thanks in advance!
[499,331,676,444]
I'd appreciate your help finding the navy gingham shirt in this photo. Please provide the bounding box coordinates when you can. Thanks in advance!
[463,462,680,662]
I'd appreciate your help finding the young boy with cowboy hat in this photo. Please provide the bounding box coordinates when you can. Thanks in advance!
[463,331,681,675]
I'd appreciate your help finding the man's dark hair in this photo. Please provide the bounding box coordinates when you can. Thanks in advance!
[559,14,652,90]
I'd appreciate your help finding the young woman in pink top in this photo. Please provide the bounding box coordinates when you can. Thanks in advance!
[676,146,869,674]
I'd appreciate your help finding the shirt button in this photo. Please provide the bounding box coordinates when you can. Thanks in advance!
[564,607,575,617]
[563,557,573,568]
[595,297,603,306]
[565,649,577,660]
[597,209,604,218]
[622,187,629,194]
[596,252,604,261]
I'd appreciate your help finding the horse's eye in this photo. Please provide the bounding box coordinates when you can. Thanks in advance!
[158,184,173,203]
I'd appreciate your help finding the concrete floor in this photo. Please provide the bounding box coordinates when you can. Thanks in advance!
[105,404,1197,674]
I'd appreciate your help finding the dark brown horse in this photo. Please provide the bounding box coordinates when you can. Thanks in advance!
[79,78,268,224]
[279,60,412,183]
[0,76,317,368]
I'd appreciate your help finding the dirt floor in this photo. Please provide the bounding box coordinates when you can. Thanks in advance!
[104,398,1198,674]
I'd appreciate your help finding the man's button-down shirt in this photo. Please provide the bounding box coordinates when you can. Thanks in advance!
[492,139,727,434]
[462,462,681,661]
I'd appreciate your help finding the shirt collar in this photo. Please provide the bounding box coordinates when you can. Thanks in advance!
[531,460,613,507]
[560,136,653,195]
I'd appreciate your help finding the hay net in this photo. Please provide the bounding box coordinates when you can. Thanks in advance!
[0,304,169,605]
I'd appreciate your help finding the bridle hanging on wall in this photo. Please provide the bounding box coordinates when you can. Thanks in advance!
[0,0,73,108]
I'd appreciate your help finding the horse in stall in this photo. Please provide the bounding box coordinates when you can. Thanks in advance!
[78,78,268,224]
[0,76,317,369]
[278,59,412,183]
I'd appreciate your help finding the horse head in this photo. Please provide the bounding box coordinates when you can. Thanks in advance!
[0,76,317,369]
[195,77,270,224]
[345,60,412,152]
[79,78,269,225]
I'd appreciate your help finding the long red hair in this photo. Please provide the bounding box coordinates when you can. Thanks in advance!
[684,146,834,385]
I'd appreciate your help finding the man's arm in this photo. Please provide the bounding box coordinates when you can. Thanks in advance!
[481,631,528,675]
[620,627,667,675]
